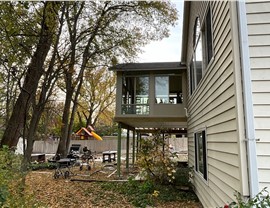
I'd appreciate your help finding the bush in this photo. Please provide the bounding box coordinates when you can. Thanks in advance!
[0,146,22,206]
[173,166,193,188]
[224,187,270,208]
[136,133,178,184]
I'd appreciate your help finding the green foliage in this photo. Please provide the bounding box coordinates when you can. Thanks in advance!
[225,187,270,208]
[0,146,41,207]
[0,146,21,206]
[173,166,194,188]
[0,186,8,206]
[101,178,199,208]
[136,133,178,184]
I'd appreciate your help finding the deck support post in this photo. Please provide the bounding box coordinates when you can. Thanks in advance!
[137,132,140,153]
[132,129,136,165]
[126,128,130,170]
[117,123,122,177]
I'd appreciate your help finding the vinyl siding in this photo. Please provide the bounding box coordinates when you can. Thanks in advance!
[186,1,245,207]
[246,0,270,191]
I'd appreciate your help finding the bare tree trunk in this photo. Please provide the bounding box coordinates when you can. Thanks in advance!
[58,83,73,156]
[24,107,41,164]
[23,5,65,165]
[5,68,11,125]
[65,75,83,152]
[57,2,112,155]
[86,107,94,127]
[57,2,85,156]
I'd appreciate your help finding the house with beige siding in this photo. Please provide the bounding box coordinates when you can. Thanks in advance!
[111,0,270,207]
[181,0,270,207]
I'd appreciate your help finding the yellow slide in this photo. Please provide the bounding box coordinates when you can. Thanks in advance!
[91,130,103,141]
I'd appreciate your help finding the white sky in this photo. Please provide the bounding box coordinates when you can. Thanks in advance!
[137,0,184,63]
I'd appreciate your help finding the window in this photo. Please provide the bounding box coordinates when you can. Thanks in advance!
[122,76,149,114]
[155,76,168,103]
[136,76,149,105]
[204,8,213,65]
[190,17,203,94]
[194,130,207,180]
[155,76,182,104]
[190,6,213,95]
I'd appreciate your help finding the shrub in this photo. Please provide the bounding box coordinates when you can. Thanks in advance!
[136,132,178,184]
[0,146,41,207]
[173,166,193,188]
[0,146,22,206]
[224,187,270,208]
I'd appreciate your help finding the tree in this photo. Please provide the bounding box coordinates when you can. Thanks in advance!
[56,1,178,156]
[0,2,36,134]
[0,1,178,157]
[77,67,116,128]
[0,2,61,148]
[23,4,66,164]
[0,66,19,133]
[37,101,64,139]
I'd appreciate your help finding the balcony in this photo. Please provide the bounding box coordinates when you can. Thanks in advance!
[110,62,187,129]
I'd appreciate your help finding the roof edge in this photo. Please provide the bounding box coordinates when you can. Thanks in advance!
[109,61,186,71]
[181,1,191,64]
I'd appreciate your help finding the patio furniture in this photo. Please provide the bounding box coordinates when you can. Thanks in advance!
[102,151,117,163]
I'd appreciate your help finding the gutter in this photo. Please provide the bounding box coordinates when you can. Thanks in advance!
[180,1,190,64]
[237,1,259,198]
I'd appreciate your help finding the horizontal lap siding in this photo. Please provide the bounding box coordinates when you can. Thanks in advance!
[246,1,270,191]
[187,1,242,207]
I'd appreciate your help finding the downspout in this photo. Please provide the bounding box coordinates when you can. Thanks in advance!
[237,1,259,198]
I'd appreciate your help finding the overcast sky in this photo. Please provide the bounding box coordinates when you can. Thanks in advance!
[137,0,184,63]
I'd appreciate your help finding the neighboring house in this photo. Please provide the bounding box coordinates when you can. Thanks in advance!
[181,1,270,207]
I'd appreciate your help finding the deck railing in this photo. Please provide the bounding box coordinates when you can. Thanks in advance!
[121,104,149,115]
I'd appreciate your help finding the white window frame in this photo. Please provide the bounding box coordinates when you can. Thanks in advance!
[194,129,208,181]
